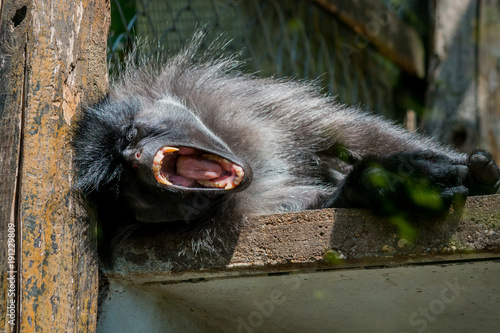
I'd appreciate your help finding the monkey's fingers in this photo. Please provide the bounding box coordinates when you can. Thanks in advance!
[464,150,500,195]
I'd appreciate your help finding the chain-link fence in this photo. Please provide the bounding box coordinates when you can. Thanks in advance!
[109,0,427,119]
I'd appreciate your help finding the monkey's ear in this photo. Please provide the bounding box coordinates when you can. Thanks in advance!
[72,98,136,194]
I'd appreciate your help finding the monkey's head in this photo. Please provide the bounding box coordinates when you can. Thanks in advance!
[73,96,253,224]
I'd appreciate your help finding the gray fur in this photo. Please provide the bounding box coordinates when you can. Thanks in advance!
[109,37,462,220]
[75,35,498,257]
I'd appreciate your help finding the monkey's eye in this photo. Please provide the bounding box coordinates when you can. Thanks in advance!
[127,127,138,143]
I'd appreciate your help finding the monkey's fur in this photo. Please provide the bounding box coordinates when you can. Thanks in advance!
[73,36,500,256]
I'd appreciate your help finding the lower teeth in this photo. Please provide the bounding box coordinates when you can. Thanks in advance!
[196,180,223,188]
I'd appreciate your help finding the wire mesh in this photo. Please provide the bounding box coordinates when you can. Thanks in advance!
[108,0,424,118]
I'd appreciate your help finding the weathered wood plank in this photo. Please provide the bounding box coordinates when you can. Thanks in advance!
[1,0,109,332]
[0,1,30,332]
[19,2,109,331]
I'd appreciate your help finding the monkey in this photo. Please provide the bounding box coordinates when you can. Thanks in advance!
[72,35,500,256]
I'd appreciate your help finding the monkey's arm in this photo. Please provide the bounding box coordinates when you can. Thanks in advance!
[324,111,500,216]
[328,150,498,216]
[327,109,457,159]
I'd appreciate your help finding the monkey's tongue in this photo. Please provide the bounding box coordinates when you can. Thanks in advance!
[155,147,244,189]
[176,155,222,180]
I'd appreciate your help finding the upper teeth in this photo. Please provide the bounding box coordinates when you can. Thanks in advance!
[153,147,179,185]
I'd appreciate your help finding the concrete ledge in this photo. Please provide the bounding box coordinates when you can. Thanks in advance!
[98,195,500,333]
[107,194,500,283]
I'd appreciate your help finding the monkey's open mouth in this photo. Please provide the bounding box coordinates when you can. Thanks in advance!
[153,146,244,190]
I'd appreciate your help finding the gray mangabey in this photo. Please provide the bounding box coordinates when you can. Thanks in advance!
[73,36,500,254]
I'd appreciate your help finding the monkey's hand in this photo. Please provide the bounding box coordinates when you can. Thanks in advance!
[463,150,500,195]
[330,150,500,217]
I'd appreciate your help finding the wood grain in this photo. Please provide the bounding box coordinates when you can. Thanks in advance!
[0,0,109,332]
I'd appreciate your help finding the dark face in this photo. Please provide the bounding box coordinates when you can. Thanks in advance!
[120,100,252,223]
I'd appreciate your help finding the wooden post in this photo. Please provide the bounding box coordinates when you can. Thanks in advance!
[0,1,28,331]
[0,0,110,332]
[424,0,500,162]
[477,0,500,162]
[423,0,479,153]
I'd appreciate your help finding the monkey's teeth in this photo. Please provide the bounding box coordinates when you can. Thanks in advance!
[156,175,173,186]
[196,156,245,190]
[202,153,227,163]
[233,165,244,185]
[153,154,163,165]
[162,147,179,153]
[196,180,224,189]
[153,146,179,186]
[153,148,244,189]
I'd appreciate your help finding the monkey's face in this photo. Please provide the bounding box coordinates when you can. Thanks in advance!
[120,100,253,223]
